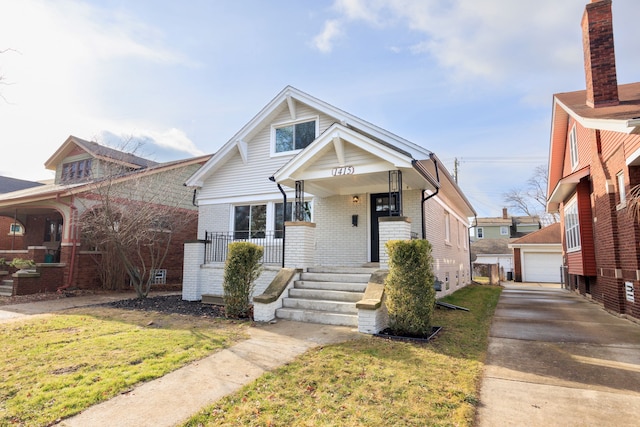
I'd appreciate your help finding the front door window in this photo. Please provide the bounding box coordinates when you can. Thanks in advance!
[370,192,400,262]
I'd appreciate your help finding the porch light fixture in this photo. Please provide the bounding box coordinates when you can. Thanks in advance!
[352,195,360,204]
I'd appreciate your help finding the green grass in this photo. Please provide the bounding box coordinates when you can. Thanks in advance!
[184,284,502,427]
[0,308,248,426]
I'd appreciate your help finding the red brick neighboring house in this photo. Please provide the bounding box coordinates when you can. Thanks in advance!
[547,0,640,319]
[0,176,44,252]
[0,136,211,295]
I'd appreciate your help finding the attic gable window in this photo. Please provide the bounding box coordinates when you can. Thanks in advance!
[273,119,317,154]
[61,159,92,182]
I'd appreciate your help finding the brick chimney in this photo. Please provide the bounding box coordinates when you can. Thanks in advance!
[582,0,619,108]
[502,207,508,219]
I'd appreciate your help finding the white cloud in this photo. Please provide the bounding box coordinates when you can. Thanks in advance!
[313,19,344,53]
[0,0,196,180]
[318,0,586,84]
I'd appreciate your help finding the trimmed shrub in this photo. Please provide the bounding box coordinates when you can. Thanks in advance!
[223,242,263,318]
[384,239,436,336]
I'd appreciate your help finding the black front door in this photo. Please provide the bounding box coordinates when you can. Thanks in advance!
[370,193,398,262]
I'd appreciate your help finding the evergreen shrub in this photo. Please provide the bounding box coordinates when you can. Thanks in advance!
[384,239,436,336]
[223,242,263,318]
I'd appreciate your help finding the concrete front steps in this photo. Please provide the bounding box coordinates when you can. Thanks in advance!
[275,266,376,327]
[1,279,13,297]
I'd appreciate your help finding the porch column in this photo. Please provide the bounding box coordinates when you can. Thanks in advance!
[182,240,205,301]
[284,221,316,269]
[379,216,412,270]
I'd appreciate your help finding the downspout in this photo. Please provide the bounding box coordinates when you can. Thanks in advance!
[55,194,78,292]
[412,154,440,240]
[269,176,286,268]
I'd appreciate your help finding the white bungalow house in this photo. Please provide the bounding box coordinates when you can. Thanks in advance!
[182,86,476,333]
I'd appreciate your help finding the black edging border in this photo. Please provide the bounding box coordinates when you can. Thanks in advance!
[373,326,442,343]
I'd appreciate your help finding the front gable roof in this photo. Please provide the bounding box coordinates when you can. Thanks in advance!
[44,135,159,171]
[272,122,430,197]
[185,86,432,188]
[548,83,640,206]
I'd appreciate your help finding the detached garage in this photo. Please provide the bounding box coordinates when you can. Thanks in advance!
[509,223,563,283]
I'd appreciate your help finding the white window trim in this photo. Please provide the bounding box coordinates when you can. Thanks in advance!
[569,125,579,171]
[8,223,24,236]
[230,200,312,237]
[500,225,509,236]
[477,227,484,239]
[270,116,319,157]
[564,197,581,252]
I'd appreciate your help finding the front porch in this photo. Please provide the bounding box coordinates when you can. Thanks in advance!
[183,216,413,333]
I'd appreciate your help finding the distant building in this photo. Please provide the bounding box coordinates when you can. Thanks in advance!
[471,208,542,280]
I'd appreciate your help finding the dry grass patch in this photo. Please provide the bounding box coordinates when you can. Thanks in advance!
[185,284,501,427]
[0,307,248,426]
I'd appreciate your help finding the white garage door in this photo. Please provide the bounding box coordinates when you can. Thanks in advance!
[523,252,562,283]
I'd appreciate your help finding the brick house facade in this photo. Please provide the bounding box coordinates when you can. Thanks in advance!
[547,0,640,320]
[0,136,210,295]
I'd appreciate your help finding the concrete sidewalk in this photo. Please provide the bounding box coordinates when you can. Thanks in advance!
[1,294,360,426]
[476,283,640,426]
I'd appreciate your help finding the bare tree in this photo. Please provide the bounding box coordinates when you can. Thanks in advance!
[79,143,198,298]
[0,48,18,103]
[503,164,559,226]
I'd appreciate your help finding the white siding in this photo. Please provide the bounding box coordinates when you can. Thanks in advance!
[198,103,336,201]
[424,194,471,296]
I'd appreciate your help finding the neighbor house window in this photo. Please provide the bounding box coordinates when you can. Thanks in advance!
[234,204,266,239]
[500,226,509,236]
[617,171,626,206]
[569,125,579,170]
[274,119,317,153]
[564,198,581,252]
[9,223,24,235]
[477,227,484,239]
[61,159,92,182]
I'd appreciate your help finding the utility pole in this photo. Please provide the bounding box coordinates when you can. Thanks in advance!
[454,157,459,184]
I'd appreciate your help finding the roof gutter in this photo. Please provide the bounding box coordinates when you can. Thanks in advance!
[412,155,440,240]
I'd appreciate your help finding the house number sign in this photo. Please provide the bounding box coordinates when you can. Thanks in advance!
[332,166,355,176]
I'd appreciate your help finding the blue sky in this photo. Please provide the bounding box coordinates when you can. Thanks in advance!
[1,0,638,217]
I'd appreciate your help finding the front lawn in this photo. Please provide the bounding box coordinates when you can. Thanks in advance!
[184,284,502,426]
[0,308,248,426]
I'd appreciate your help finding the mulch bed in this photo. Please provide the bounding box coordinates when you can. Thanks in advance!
[103,295,226,318]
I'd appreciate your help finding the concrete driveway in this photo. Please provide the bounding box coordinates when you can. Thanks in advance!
[476,283,640,426]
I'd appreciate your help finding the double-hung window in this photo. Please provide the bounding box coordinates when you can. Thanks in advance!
[569,125,579,171]
[477,227,484,239]
[500,226,509,236]
[61,159,92,183]
[234,204,266,239]
[274,119,317,154]
[564,198,581,252]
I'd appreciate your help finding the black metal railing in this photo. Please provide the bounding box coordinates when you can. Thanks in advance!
[204,231,283,265]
